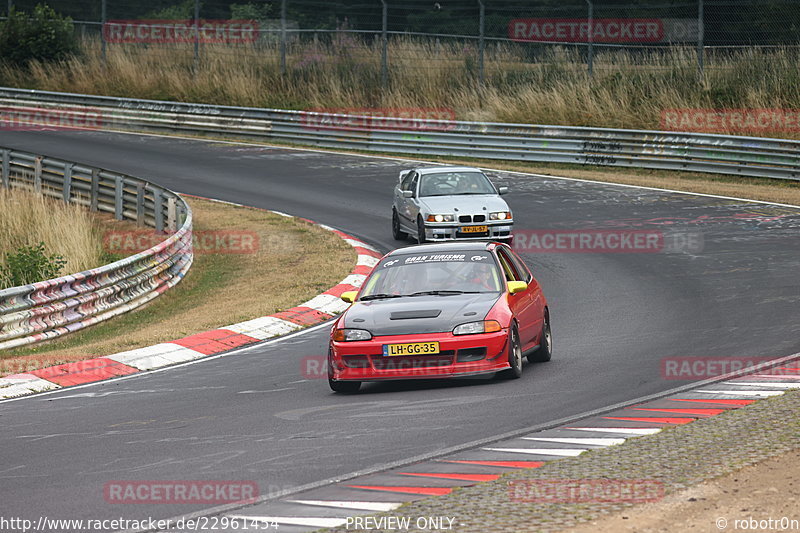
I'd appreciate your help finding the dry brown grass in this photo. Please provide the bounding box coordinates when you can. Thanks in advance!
[0,195,355,374]
[0,187,124,278]
[3,38,800,136]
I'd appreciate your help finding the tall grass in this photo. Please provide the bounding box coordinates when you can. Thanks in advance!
[1,36,799,132]
[0,188,106,278]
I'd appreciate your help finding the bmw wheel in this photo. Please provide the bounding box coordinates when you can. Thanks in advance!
[392,210,408,240]
[417,216,427,244]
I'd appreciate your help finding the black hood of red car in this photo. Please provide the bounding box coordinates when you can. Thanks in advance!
[343,292,502,336]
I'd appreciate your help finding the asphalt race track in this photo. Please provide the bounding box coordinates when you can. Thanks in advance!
[1,130,799,527]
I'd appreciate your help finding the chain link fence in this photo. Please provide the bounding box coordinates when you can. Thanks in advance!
[3,0,800,83]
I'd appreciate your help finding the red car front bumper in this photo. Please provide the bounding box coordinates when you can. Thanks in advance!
[329,330,510,381]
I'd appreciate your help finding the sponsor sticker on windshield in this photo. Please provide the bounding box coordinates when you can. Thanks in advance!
[381,252,492,267]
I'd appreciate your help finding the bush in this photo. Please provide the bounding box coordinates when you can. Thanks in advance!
[0,242,67,289]
[0,4,79,67]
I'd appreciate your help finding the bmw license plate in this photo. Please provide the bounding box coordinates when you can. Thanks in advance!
[461,225,488,233]
[382,342,440,356]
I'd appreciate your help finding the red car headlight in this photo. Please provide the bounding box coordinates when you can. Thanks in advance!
[452,320,502,335]
[333,328,373,341]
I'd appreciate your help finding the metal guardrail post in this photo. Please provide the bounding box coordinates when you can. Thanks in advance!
[697,0,705,77]
[136,182,145,226]
[34,156,42,193]
[167,196,177,231]
[280,0,287,76]
[114,176,123,220]
[478,0,485,88]
[90,168,99,211]
[1,149,8,189]
[585,0,594,77]
[154,189,165,232]
[381,0,388,88]
[63,162,73,202]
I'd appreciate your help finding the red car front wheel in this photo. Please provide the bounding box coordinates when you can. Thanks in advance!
[498,324,523,379]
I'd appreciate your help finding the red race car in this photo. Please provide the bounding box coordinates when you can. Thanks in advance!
[328,241,551,393]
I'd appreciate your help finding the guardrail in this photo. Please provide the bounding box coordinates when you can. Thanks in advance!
[0,147,193,351]
[1,87,799,181]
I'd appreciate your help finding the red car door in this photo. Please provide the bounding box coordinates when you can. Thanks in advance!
[497,246,543,351]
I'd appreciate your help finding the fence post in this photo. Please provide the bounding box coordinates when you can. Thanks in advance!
[585,0,594,77]
[380,0,388,88]
[114,176,124,221]
[34,156,42,193]
[90,168,99,211]
[63,163,73,203]
[7,0,11,15]
[193,0,200,73]
[280,0,287,75]
[478,0,485,88]
[1,150,9,189]
[101,0,107,63]
[697,0,705,77]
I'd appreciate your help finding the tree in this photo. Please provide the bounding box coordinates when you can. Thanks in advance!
[0,4,79,67]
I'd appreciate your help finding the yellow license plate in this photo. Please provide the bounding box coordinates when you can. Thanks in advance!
[382,342,440,356]
[461,225,488,233]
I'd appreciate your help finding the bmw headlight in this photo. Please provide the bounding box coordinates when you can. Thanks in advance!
[452,320,502,335]
[333,328,373,341]
[426,214,455,222]
[489,211,512,221]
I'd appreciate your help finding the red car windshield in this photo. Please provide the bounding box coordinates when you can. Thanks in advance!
[360,252,503,298]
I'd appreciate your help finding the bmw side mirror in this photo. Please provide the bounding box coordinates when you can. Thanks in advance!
[402,190,414,198]
[498,186,509,195]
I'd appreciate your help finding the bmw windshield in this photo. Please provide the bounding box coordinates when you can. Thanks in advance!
[419,172,497,197]
[359,252,503,300]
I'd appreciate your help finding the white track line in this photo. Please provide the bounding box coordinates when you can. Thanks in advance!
[521,437,626,446]
[566,427,663,436]
[723,382,800,389]
[694,390,785,397]
[482,447,587,457]
[286,500,402,512]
